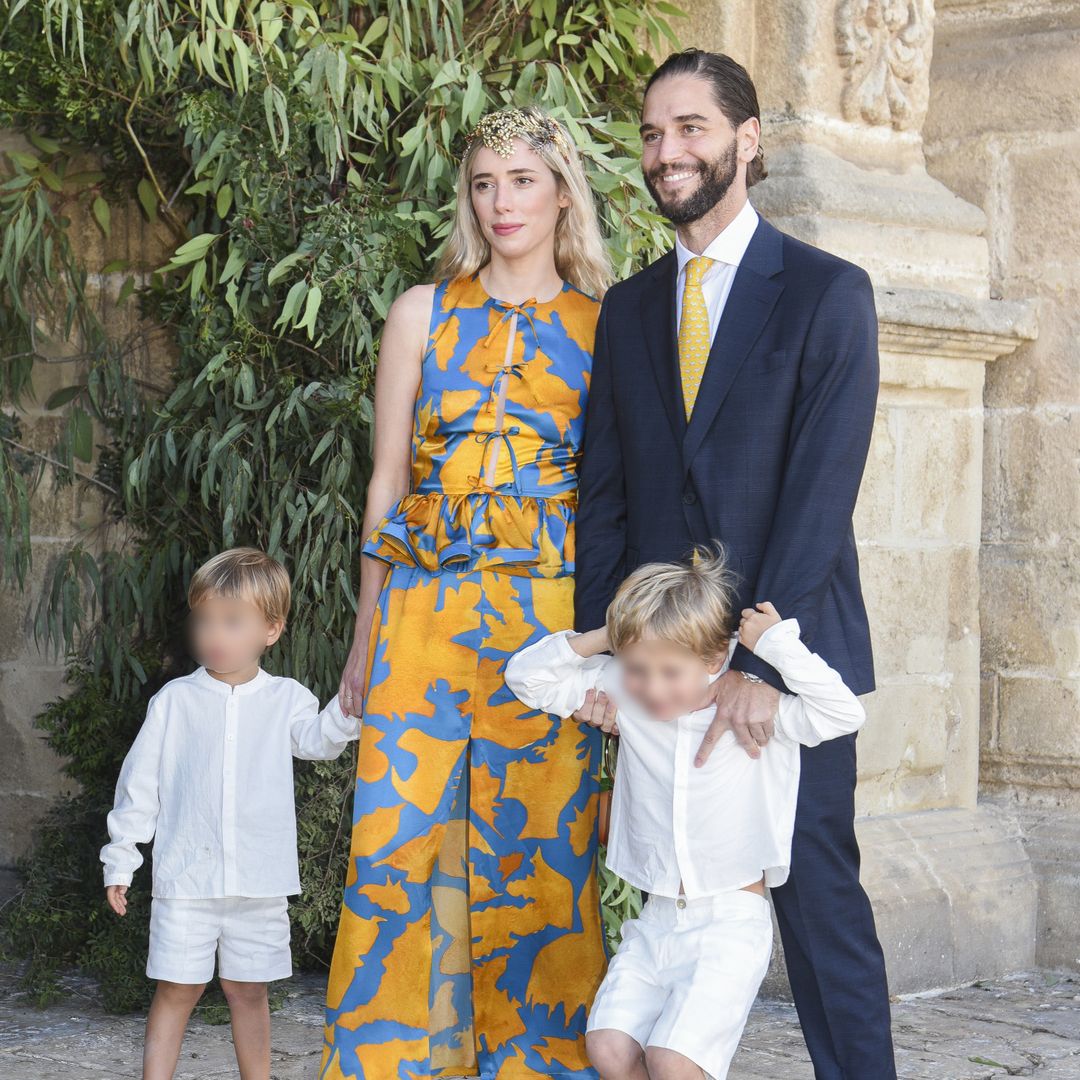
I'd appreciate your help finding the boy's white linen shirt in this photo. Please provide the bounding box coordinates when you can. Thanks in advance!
[101,666,360,898]
[505,620,865,900]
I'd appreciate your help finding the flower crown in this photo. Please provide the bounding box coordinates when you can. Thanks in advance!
[465,107,573,163]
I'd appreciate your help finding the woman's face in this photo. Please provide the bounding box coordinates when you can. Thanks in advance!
[469,139,570,265]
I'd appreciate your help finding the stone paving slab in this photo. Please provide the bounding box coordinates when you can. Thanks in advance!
[1,967,1077,1078]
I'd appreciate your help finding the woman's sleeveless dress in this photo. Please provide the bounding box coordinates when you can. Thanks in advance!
[321,274,606,1080]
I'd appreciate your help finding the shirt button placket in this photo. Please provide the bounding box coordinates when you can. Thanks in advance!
[222,691,239,895]
[672,717,692,896]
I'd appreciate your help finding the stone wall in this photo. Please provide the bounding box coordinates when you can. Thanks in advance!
[679,0,1080,991]
[0,134,171,890]
[925,0,1080,972]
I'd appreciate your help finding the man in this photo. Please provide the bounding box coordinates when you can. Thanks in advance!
[574,49,896,1078]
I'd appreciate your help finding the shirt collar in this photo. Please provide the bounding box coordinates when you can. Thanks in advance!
[674,199,760,278]
[192,665,271,696]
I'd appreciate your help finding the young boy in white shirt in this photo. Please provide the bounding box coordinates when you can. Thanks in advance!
[100,547,360,1080]
[504,548,866,1080]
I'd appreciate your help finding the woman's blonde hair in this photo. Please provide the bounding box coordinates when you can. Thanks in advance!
[606,544,738,662]
[435,106,612,299]
[188,547,291,626]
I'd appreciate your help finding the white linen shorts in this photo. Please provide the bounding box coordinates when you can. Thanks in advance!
[588,890,773,1080]
[147,896,293,984]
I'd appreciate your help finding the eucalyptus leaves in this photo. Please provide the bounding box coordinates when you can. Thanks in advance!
[0,0,678,1002]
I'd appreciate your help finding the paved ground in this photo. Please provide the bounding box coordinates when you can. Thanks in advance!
[1,967,1078,1078]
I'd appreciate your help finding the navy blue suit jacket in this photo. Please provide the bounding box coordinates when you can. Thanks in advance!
[574,215,878,695]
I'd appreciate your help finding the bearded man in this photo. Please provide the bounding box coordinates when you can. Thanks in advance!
[573,49,897,1078]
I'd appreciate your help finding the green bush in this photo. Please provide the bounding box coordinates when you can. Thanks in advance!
[0,0,672,1008]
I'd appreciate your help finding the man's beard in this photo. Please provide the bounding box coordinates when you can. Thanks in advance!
[644,139,739,226]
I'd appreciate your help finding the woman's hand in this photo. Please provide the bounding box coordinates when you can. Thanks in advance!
[338,616,373,718]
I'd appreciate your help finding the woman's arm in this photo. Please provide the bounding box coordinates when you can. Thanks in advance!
[339,283,433,716]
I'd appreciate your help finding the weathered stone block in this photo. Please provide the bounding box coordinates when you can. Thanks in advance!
[929,15,1080,139]
[1007,139,1080,284]
[998,677,1080,760]
[992,409,1080,544]
[893,404,981,543]
[853,403,895,541]
[981,541,1080,675]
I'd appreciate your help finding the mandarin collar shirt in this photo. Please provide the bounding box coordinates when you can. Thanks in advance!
[505,620,865,900]
[673,198,760,342]
[101,666,359,899]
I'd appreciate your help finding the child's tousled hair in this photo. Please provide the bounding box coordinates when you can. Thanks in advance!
[605,544,738,662]
[187,547,291,627]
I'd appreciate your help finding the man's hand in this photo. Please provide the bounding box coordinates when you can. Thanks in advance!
[738,601,783,652]
[106,885,129,916]
[573,688,619,735]
[695,670,780,765]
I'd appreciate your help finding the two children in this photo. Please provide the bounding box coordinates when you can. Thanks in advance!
[100,548,359,1080]
[505,548,866,1080]
[103,542,864,1080]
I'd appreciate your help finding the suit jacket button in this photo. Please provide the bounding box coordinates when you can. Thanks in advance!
[682,491,697,505]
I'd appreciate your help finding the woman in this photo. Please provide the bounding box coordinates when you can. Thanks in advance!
[321,107,611,1080]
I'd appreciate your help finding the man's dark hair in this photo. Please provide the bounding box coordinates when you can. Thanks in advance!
[645,49,767,188]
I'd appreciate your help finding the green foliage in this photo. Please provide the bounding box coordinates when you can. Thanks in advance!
[0,0,673,1006]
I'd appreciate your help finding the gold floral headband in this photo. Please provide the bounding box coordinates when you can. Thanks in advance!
[465,107,573,163]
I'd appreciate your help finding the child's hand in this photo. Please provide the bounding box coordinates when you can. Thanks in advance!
[569,626,611,658]
[106,885,128,916]
[739,602,783,652]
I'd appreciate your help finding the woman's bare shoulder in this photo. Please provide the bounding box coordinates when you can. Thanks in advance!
[387,282,437,327]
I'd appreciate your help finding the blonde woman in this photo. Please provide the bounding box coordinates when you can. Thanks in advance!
[321,107,611,1080]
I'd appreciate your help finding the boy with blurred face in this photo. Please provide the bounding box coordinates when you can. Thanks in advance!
[507,548,868,1080]
[102,548,360,1080]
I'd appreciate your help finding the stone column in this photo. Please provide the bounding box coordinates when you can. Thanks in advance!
[925,0,1080,973]
[680,0,1040,991]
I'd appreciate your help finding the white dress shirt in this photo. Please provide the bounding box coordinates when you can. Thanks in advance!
[674,198,760,341]
[101,666,360,899]
[505,620,865,900]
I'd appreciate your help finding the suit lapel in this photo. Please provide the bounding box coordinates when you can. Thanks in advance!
[682,218,785,469]
[639,251,687,444]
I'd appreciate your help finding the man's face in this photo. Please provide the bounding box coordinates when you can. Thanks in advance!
[640,74,755,226]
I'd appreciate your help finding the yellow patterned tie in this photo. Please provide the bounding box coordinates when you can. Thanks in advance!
[678,255,716,418]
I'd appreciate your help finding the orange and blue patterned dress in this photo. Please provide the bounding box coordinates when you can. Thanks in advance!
[321,274,606,1080]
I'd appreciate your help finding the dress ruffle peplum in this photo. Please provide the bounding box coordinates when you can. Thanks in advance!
[363,489,576,577]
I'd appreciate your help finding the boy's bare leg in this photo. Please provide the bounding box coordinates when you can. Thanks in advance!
[143,980,207,1080]
[587,1029,650,1080]
[220,978,271,1080]
[644,1047,707,1080]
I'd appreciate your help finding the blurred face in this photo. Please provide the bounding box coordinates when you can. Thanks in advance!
[617,637,724,721]
[640,74,759,226]
[470,140,570,264]
[187,593,282,674]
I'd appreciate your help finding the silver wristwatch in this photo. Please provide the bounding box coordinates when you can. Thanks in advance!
[739,671,764,684]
